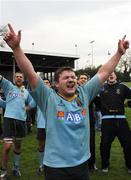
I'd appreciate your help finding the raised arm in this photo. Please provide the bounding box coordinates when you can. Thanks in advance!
[3,24,39,89]
[97,35,129,84]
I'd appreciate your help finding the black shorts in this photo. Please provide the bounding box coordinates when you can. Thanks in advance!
[37,128,46,141]
[3,117,26,139]
[44,161,90,180]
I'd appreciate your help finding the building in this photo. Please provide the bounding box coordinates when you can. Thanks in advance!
[0,48,79,82]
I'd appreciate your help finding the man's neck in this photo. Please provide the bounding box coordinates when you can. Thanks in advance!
[16,85,24,89]
[108,80,117,85]
[57,92,77,102]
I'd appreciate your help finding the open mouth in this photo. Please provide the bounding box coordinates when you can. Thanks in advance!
[109,77,114,80]
[67,82,75,88]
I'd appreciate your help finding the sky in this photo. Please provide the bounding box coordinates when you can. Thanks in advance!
[0,0,131,69]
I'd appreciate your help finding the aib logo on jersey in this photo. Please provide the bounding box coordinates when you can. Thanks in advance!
[65,111,83,124]
[8,92,18,98]
[57,109,86,124]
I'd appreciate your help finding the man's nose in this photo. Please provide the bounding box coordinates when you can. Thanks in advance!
[68,77,74,81]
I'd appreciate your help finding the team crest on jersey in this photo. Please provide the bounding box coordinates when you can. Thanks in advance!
[81,108,86,116]
[57,111,65,121]
[116,88,120,94]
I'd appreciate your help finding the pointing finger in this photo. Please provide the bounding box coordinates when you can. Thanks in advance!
[8,23,15,34]
[122,35,126,42]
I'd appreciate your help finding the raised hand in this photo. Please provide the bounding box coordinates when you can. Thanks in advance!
[3,24,21,50]
[118,35,129,55]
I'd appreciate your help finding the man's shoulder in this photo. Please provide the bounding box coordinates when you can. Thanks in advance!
[118,82,129,89]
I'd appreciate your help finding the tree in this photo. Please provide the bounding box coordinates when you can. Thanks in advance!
[117,49,131,81]
[0,25,7,48]
[76,65,127,82]
[0,41,6,48]
[75,66,98,78]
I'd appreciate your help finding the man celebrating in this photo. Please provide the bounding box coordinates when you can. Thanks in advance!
[2,24,129,180]
[0,72,34,178]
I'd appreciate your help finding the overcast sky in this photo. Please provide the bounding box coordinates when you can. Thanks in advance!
[0,0,131,69]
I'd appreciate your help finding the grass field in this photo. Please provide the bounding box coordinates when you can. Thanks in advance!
[0,108,131,180]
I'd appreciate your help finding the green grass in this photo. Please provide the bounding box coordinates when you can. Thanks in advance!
[0,108,131,179]
[123,82,131,87]
[0,127,45,180]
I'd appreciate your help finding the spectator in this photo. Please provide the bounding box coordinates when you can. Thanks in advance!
[99,72,131,173]
[78,73,98,172]
[0,87,4,137]
[36,78,51,175]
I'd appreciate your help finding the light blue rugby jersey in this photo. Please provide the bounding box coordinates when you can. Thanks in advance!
[31,74,101,168]
[0,98,6,108]
[29,98,45,128]
[37,107,45,128]
[0,97,45,129]
[0,77,33,121]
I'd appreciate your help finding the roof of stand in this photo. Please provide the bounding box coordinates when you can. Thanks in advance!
[0,48,79,72]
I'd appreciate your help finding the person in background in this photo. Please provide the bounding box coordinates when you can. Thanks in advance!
[77,73,98,172]
[127,100,131,108]
[0,72,35,178]
[94,103,102,131]
[26,104,36,134]
[36,78,51,175]
[3,24,129,180]
[27,78,52,175]
[0,87,4,137]
[99,72,131,173]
